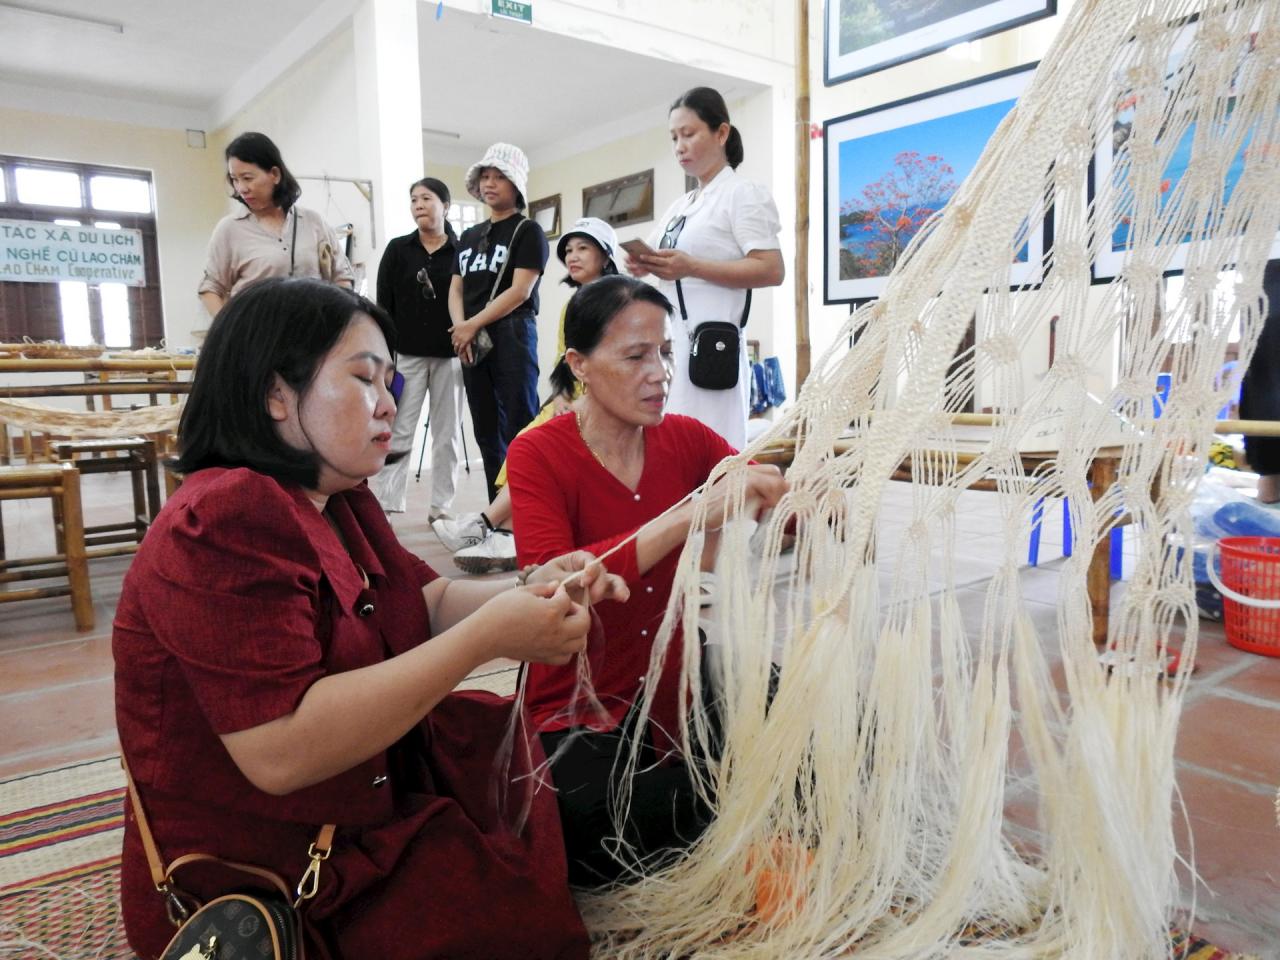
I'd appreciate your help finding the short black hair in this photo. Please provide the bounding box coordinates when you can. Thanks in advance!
[225,132,303,212]
[550,276,672,397]
[175,277,399,488]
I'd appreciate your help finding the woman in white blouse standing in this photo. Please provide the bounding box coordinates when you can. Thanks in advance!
[198,132,353,317]
[626,87,784,450]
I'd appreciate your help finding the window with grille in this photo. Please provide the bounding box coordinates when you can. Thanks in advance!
[0,156,163,347]
[582,170,654,228]
[447,202,482,237]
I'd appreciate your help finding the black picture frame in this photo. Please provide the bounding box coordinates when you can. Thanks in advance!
[823,63,1047,304]
[1089,15,1280,281]
[825,0,1055,85]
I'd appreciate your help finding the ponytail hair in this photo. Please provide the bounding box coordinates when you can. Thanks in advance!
[669,86,743,169]
[546,355,576,402]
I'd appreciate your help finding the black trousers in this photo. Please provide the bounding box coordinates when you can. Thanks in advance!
[541,716,714,888]
[1241,261,1280,476]
[460,311,540,501]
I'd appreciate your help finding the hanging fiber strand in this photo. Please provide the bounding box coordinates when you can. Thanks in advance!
[542,1,1280,956]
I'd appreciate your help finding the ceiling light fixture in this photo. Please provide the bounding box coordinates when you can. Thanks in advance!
[421,127,462,140]
[0,2,124,33]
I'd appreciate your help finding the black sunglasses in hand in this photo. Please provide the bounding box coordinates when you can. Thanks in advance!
[659,214,686,250]
[415,267,436,301]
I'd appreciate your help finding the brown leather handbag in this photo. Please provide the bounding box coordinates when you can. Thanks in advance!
[122,757,335,960]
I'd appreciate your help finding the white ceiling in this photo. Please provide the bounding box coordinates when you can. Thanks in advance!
[415,8,757,164]
[0,1,762,162]
[0,0,324,109]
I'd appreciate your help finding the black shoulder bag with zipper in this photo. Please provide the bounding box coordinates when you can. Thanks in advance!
[676,279,751,391]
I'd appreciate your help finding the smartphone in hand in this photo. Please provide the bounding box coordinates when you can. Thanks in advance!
[620,238,658,259]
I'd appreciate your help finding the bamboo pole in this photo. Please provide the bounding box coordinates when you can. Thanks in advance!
[758,415,1280,459]
[794,0,812,388]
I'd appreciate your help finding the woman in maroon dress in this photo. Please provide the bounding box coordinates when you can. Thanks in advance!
[113,277,625,959]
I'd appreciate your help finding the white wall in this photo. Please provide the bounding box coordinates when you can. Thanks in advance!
[0,105,226,349]
[210,26,380,291]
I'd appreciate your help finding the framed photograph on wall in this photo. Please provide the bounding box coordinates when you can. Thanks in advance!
[825,0,1055,85]
[824,63,1045,304]
[528,194,561,239]
[1090,17,1279,280]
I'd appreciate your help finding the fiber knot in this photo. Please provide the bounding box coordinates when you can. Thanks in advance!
[980,334,1020,366]
[1126,260,1161,291]
[1052,353,1088,383]
[1198,20,1233,53]
[1054,243,1089,276]
[986,442,1015,465]
[1124,63,1159,92]
[1132,15,1163,45]
[1062,123,1092,154]
[1127,137,1158,169]
[1115,376,1151,403]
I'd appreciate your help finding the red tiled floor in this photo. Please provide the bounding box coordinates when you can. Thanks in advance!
[0,632,114,697]
[1172,769,1280,952]
[0,674,116,771]
[1219,653,1280,701]
[1177,694,1280,784]
[1,472,1278,954]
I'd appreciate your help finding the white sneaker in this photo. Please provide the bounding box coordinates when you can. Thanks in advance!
[454,530,518,574]
[431,512,488,552]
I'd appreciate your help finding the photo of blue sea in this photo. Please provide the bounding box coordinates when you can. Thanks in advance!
[1110,121,1249,251]
[838,96,1016,279]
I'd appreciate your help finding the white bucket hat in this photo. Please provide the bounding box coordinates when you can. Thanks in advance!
[555,217,619,269]
[465,142,530,208]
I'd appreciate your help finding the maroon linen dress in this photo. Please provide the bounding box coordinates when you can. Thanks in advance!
[113,467,588,959]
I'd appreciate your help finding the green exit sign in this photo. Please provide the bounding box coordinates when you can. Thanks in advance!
[491,0,531,23]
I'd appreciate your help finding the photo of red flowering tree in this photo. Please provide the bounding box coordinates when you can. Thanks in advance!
[826,65,1043,303]
[839,150,956,280]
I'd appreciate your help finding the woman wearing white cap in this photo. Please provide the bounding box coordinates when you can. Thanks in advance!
[434,217,621,573]
[627,88,784,451]
[448,142,549,502]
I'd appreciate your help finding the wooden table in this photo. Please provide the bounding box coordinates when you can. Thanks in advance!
[756,437,1125,646]
[0,355,194,470]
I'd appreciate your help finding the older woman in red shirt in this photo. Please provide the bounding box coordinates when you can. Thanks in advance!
[505,275,787,885]
[114,278,625,959]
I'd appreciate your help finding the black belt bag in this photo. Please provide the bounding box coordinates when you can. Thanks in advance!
[676,280,751,391]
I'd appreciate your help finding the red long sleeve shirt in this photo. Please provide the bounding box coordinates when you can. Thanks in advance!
[506,412,736,746]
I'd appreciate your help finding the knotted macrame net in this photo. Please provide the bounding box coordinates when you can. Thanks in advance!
[564,0,1280,956]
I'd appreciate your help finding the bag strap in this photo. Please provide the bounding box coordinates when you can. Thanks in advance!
[674,279,752,329]
[488,217,527,304]
[288,208,299,278]
[121,756,335,914]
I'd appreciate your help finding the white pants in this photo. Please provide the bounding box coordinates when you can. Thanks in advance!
[369,354,463,514]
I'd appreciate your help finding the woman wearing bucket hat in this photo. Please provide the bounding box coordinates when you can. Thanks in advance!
[368,177,463,518]
[448,142,549,502]
[626,88,784,451]
[434,217,621,573]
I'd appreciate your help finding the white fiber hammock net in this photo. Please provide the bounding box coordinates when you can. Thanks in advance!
[572,1,1280,956]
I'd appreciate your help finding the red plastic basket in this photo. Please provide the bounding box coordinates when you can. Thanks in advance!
[1207,537,1280,657]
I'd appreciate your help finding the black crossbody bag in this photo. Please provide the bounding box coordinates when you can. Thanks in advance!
[676,279,751,391]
